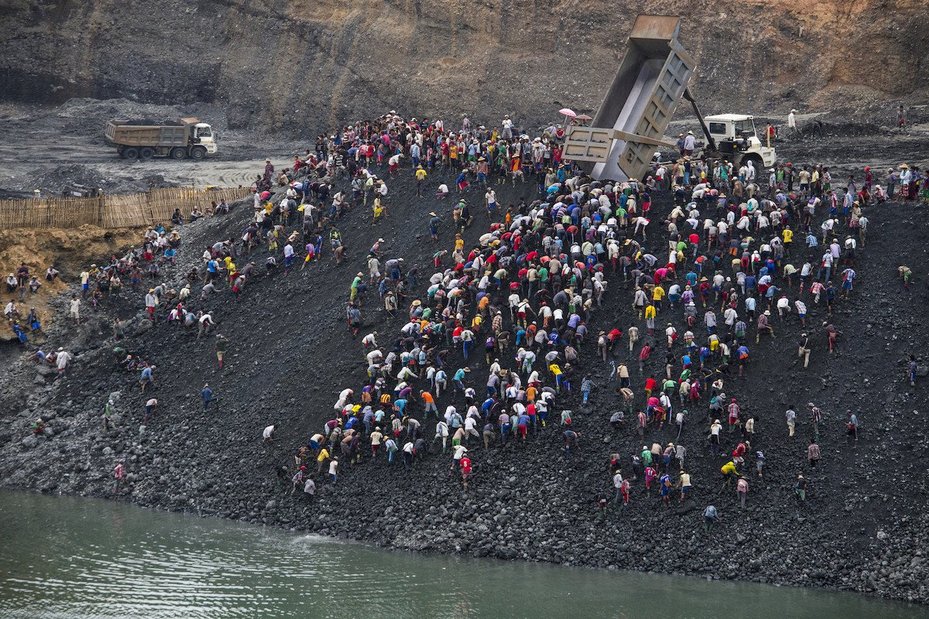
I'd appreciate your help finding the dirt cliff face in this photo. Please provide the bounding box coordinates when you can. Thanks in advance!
[1,0,926,132]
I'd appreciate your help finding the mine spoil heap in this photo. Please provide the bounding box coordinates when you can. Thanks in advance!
[1,154,928,605]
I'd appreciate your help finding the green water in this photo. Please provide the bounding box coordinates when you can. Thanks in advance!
[0,492,922,618]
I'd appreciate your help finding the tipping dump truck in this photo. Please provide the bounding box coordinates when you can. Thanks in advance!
[105,117,218,160]
[563,14,775,181]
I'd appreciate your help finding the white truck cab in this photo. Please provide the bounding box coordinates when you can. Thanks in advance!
[704,114,776,168]
[194,123,218,154]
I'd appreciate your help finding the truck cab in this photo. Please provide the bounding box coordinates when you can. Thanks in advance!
[704,114,776,168]
[193,123,218,154]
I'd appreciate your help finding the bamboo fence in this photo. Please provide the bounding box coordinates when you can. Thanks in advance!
[0,187,253,230]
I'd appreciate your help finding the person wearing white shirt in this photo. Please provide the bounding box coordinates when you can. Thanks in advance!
[263,424,276,442]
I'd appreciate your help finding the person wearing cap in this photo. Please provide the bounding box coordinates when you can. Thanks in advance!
[201,383,216,412]
[787,109,797,134]
[350,272,364,305]
[708,418,722,446]
[736,475,749,508]
[794,474,808,502]
[144,288,158,319]
[795,331,811,368]
[501,115,513,140]
[459,453,472,488]
[756,309,775,343]
[683,130,695,156]
[55,347,72,376]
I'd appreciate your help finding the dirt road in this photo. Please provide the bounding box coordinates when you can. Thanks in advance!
[0,100,296,196]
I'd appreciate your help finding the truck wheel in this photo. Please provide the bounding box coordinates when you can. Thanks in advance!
[743,154,763,172]
[123,147,139,160]
[170,147,187,160]
[190,146,207,160]
[139,147,155,161]
[117,148,126,159]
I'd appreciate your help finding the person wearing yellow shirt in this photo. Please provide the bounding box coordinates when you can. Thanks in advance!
[720,460,737,486]
[644,303,657,335]
[652,285,666,312]
[415,165,427,197]
[549,363,563,392]
[316,446,331,474]
[782,226,793,249]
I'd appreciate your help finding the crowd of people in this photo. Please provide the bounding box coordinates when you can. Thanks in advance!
[263,111,896,516]
[13,108,923,526]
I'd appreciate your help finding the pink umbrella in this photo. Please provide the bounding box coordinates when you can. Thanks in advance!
[559,108,577,124]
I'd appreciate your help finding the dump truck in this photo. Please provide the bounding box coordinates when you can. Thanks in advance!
[104,117,218,160]
[563,14,775,181]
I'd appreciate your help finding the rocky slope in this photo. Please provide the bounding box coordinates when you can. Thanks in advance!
[1,0,927,133]
[1,157,927,604]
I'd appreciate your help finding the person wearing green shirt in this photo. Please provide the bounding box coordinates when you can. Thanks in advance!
[662,378,676,395]
[103,399,114,431]
[215,334,227,369]
[350,273,364,304]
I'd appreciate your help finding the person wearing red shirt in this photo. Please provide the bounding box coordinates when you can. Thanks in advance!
[732,441,747,464]
[459,455,472,488]
[644,375,657,397]
[638,342,652,373]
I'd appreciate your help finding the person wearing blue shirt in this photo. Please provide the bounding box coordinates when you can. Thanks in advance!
[736,345,750,377]
[139,365,154,393]
[453,368,467,392]
[201,384,215,411]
